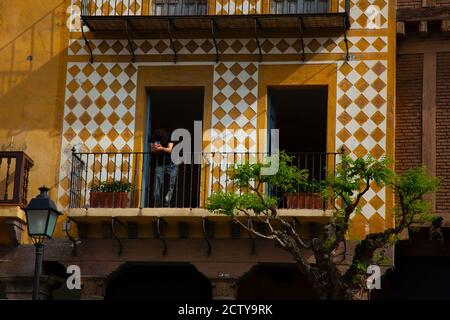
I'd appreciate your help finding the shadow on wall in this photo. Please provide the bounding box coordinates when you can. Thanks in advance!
[0,0,71,148]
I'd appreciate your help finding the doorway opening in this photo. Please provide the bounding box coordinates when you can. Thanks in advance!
[105,263,212,300]
[144,87,204,208]
[267,87,329,209]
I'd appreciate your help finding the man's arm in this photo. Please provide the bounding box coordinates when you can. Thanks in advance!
[155,143,173,154]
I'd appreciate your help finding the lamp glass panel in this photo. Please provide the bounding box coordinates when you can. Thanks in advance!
[27,210,49,236]
[45,211,59,238]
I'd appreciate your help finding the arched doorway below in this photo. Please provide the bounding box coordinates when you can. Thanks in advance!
[105,263,212,300]
[237,263,317,300]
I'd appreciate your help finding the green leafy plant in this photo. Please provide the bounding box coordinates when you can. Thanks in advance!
[90,180,132,193]
[207,151,440,299]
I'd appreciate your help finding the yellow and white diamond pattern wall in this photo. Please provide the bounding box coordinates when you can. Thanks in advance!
[215,0,262,15]
[211,62,258,153]
[336,60,387,221]
[57,62,137,209]
[91,0,143,15]
[340,0,388,29]
[68,36,388,56]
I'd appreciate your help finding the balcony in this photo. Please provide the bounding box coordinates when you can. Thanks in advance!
[0,152,33,208]
[79,0,350,62]
[68,150,340,217]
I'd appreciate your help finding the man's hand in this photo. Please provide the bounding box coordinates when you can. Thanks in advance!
[151,143,162,153]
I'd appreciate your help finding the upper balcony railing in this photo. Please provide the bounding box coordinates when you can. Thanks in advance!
[0,151,34,208]
[81,0,336,17]
[69,150,341,210]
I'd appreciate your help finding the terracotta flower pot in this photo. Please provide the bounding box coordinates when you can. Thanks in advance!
[89,192,128,208]
[285,192,322,209]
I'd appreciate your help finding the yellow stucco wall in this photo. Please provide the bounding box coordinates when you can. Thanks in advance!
[0,0,71,242]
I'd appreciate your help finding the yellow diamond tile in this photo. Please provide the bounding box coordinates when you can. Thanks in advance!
[229,78,242,90]
[338,78,352,92]
[354,111,369,125]
[371,111,385,125]
[355,38,370,52]
[244,78,257,90]
[340,63,353,76]
[213,107,226,119]
[123,96,135,109]
[372,38,386,51]
[68,65,81,77]
[215,63,228,76]
[337,128,351,142]
[96,64,108,77]
[63,128,76,142]
[354,144,368,157]
[214,92,227,105]
[370,127,385,142]
[372,94,386,108]
[110,80,121,93]
[245,63,257,75]
[81,79,94,93]
[370,144,385,159]
[67,80,80,93]
[92,128,104,141]
[79,112,92,125]
[323,38,337,52]
[243,107,256,120]
[355,78,369,92]
[338,111,352,125]
[96,79,107,93]
[82,64,94,77]
[307,39,321,52]
[230,63,243,76]
[94,112,106,125]
[228,121,239,130]
[107,128,119,141]
[122,112,134,126]
[338,94,352,109]
[244,93,256,105]
[124,80,136,93]
[354,128,368,142]
[229,93,242,105]
[369,194,384,210]
[109,96,121,109]
[65,112,77,125]
[79,128,91,142]
[355,94,369,108]
[214,122,225,132]
[108,112,120,125]
[111,65,123,77]
[371,78,386,92]
[355,62,370,76]
[66,96,78,109]
[80,96,93,109]
[215,78,227,90]
[95,96,107,108]
[229,107,241,120]
[372,62,386,75]
[124,64,137,77]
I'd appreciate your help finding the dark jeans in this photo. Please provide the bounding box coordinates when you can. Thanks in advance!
[154,164,178,207]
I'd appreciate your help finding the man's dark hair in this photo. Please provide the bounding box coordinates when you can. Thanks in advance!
[154,129,169,145]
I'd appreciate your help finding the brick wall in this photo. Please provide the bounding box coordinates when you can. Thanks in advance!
[436,53,450,216]
[395,54,423,174]
[397,0,422,9]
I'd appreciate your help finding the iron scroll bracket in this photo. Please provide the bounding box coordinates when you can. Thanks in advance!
[298,17,306,61]
[111,217,125,256]
[81,20,94,63]
[254,18,263,62]
[210,19,220,63]
[343,16,350,61]
[65,217,79,257]
[156,217,169,256]
[125,20,136,63]
[168,19,178,63]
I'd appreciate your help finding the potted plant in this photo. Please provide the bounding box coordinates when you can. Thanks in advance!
[89,180,132,208]
[285,182,323,210]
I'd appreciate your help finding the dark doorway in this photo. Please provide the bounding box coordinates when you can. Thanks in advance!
[105,263,212,300]
[145,87,204,208]
[237,264,317,300]
[268,87,328,153]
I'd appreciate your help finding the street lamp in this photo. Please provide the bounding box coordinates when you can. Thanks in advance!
[24,186,62,300]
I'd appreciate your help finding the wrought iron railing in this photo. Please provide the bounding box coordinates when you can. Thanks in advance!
[80,0,332,16]
[0,151,34,208]
[69,150,341,210]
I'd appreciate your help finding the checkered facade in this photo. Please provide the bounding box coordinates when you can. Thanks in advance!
[58,0,392,232]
